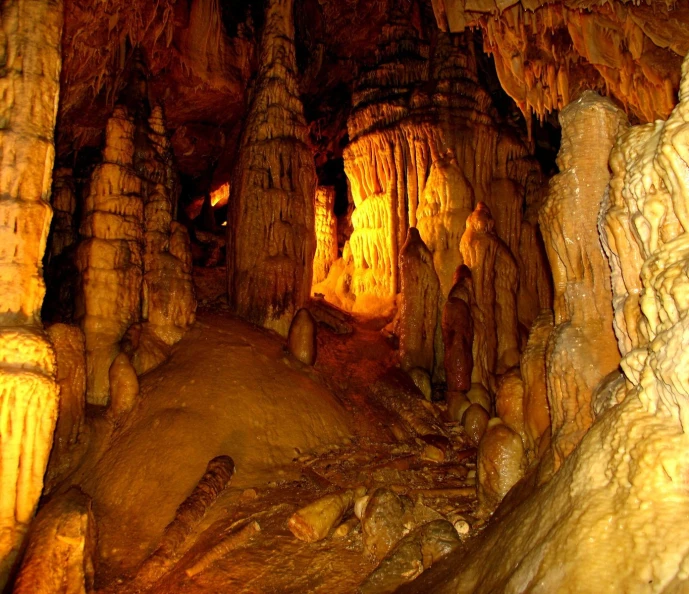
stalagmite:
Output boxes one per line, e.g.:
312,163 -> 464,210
476,420 -> 526,518
398,229 -> 440,374
540,92 -> 626,468
410,57 -> 689,592
13,488 -> 95,594
75,106 -> 144,405
361,488 -> 415,561
462,403 -> 490,446
359,519 -> 461,594
44,324 -> 86,492
288,488 -> 361,543
495,368 -> 527,446
460,202 -> 519,389
520,310 -> 553,457
48,168 -> 77,260
313,187 -> 338,286
0,0 -> 63,584
442,266 -> 474,393
287,308 -> 317,366
108,352 -> 139,416
227,0 -> 316,336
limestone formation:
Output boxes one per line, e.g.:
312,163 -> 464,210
442,266 -> 474,393
313,187 -> 338,286
398,229 -> 440,374
540,92 -> 626,468
13,488 -> 95,594
287,308 -> 317,366
49,168 -> 77,260
361,488 -> 415,561
288,489 -> 360,543
477,420 -> 526,518
460,203 -> 519,390
75,106 -> 144,405
462,403 -> 489,446
227,0 -> 316,336
466,383 -> 491,415
495,368 -> 527,446
75,98 -> 195,405
108,352 -> 139,416
44,324 -> 86,492
520,311 -> 553,458
0,0 -> 63,584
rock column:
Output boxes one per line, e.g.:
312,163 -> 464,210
227,0 -> 316,336
0,0 -> 64,584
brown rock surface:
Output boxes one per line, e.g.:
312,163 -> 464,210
442,266 -> 474,393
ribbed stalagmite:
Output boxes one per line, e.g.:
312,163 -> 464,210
398,228 -> 440,374
313,187 -> 338,286
460,202 -> 519,391
442,266 -> 474,393
227,0 -> 316,336
75,106 -> 144,405
0,0 -> 64,584
540,92 -> 626,468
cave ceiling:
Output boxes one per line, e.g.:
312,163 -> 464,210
59,0 -> 689,181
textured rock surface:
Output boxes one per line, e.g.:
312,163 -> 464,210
0,0 -> 63,584
406,46 -> 689,594
13,488 -> 95,594
287,308 -> 317,366
398,229 -> 440,374
313,186 -> 338,286
227,0 -> 316,336
460,203 -> 519,391
442,266 -> 474,393
540,92 -> 626,468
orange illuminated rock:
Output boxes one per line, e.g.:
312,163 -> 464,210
109,352 -> 139,416
48,168 -> 77,260
313,187 -> 338,286
0,0 -> 63,584
460,203 -> 519,390
495,368 -> 527,446
227,0 -> 316,336
13,488 -> 95,594
398,228 -> 440,374
520,311 -> 553,458
540,92 -> 626,469
287,308 -> 317,366
44,324 -> 86,492
442,266 -> 474,393
477,419 -> 526,518
462,403 -> 490,446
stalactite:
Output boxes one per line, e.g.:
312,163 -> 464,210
539,91 -> 626,469
48,168 -> 77,260
0,0 -> 64,585
227,0 -> 316,336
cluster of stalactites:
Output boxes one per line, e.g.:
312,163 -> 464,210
431,0 -> 684,123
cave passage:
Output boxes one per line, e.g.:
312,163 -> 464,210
3,0 -> 689,593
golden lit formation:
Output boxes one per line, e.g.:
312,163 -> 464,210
4,0 -> 689,592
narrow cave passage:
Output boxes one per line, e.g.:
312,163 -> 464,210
3,1 -> 689,593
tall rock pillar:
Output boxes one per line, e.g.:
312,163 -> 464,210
227,0 -> 316,336
540,92 -> 626,468
0,0 -> 63,584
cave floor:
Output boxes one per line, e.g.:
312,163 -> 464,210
62,306 -> 479,593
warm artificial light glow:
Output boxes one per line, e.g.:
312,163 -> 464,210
210,182 -> 230,208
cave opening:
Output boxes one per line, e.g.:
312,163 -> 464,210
3,0 -> 689,592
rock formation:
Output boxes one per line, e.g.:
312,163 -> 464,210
398,229 -> 440,375
459,202 -> 519,391
442,266 -> 474,393
312,186 -> 338,286
227,0 -> 316,336
48,168 -> 77,260
287,308 -> 318,366
75,89 -> 195,405
540,92 -> 626,468
0,0 -> 63,584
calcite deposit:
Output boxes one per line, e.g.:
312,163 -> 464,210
0,0 -> 63,584
227,0 -> 316,336
540,92 -> 626,468
313,187 -> 339,286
